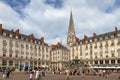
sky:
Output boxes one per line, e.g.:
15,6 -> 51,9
0,0 -> 120,46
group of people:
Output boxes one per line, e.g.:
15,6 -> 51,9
99,69 -> 111,78
28,68 -> 45,80
1,68 -> 13,79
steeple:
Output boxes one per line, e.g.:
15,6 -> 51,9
67,11 -> 76,49
68,11 -> 75,34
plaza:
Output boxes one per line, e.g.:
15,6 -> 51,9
0,71 -> 120,80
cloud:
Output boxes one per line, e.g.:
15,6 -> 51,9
0,0 -> 120,46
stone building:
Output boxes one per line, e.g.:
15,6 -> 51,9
0,24 -> 50,70
50,42 -> 69,70
68,12 -> 120,69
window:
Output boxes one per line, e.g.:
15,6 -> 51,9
3,53 -> 6,57
105,48 -> 108,53
26,44 -> 29,49
16,36 -> 18,39
100,60 -> 103,64
85,41 -> 88,43
100,49 -> 103,53
3,32 -> 6,36
10,34 -> 12,37
118,34 -> 120,37
100,54 -> 103,58
85,45 -> 88,50
111,40 -> 114,46
105,36 -> 108,39
21,44 -> 24,49
2,60 -> 7,66
9,40 -> 13,47
105,41 -> 108,47
111,35 -> 114,38
111,47 -> 115,52
118,59 -> 120,63
15,41 -> 19,47
118,52 -> 120,57
9,53 -> 12,57
118,39 -> 120,45
15,53 -> 18,57
90,39 -> 92,42
3,40 -> 7,46
111,53 -> 114,57
111,60 -> 115,64
106,55 -> 108,58
100,37 -> 102,40
99,42 -> 103,48
9,60 -> 13,66
94,43 -> 97,48
95,61 -> 98,64
105,60 -> 109,64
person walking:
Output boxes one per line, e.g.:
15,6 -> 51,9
65,68 -> 70,80
5,69 -> 10,78
29,69 -> 34,80
2,68 -> 6,79
35,69 -> 39,80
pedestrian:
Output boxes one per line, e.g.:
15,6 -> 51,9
5,69 -> 10,78
35,69 -> 39,80
65,68 -> 70,80
39,69 -> 43,80
2,68 -> 6,79
42,69 -> 45,77
29,69 -> 34,80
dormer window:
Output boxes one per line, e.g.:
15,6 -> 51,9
80,41 -> 82,44
90,39 -> 92,42
16,36 -> 18,39
85,41 -> 88,43
21,37 -> 24,40
100,37 -> 102,40
118,34 -> 120,37
111,35 -> 114,38
35,40 -> 37,44
111,40 -> 114,46
95,38 -> 97,41
26,38 -> 28,41
3,32 -> 6,36
31,39 -> 33,42
105,36 -> 108,39
10,34 -> 12,37
39,42 -> 40,44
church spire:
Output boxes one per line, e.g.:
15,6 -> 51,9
67,11 -> 76,49
68,11 -> 75,34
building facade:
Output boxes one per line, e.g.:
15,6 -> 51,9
51,42 -> 69,70
68,13 -> 120,69
0,24 -> 50,69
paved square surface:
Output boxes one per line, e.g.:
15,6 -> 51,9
0,72 -> 120,80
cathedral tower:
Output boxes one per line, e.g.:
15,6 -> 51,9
67,12 -> 76,49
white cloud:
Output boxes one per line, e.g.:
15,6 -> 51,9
0,0 -> 120,46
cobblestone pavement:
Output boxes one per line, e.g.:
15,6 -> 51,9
0,72 -> 120,80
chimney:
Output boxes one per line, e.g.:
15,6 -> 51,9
84,35 -> 88,41
0,24 -> 3,33
75,37 -> 79,42
11,29 -> 14,33
114,26 -> 118,36
40,37 -> 44,42
93,33 -> 97,39
15,29 -> 20,36
29,34 -> 34,40
57,42 -> 61,47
